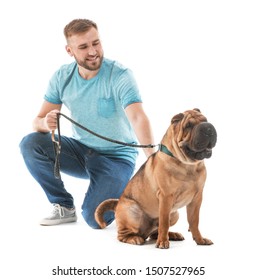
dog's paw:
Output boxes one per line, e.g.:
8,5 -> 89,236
195,237 -> 213,245
119,235 -> 145,245
168,232 -> 185,241
156,239 -> 170,249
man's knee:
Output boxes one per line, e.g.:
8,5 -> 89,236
81,208 -> 114,229
20,132 -> 53,157
20,132 -> 47,152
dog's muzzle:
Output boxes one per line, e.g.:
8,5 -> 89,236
184,122 -> 217,160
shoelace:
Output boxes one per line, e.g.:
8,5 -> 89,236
52,204 -> 64,218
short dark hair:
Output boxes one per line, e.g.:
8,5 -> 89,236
64,19 -> 98,40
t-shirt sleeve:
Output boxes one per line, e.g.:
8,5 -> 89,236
117,69 -> 142,108
44,70 -> 62,104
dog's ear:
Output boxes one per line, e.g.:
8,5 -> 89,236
193,108 -> 201,112
171,113 -> 184,124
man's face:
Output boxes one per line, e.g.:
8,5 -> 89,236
66,27 -> 103,71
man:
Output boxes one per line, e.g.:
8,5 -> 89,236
20,19 -> 155,228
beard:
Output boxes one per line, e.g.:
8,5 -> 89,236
74,54 -> 103,71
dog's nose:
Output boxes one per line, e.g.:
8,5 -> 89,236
206,123 -> 217,148
198,122 -> 216,136
192,122 -> 217,151
206,126 -> 214,136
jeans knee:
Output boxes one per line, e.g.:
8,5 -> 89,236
19,134 -> 31,154
81,208 -> 114,229
19,132 -> 49,155
19,135 -> 35,159
81,209 -> 100,229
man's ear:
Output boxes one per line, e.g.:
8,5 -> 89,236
65,45 -> 73,57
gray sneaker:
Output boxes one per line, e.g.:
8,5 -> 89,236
40,204 -> 77,226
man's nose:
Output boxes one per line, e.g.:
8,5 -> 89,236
88,46 -> 96,55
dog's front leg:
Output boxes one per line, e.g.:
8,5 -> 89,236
156,194 -> 174,249
186,192 -> 213,245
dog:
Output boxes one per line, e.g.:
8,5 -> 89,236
95,109 -> 217,249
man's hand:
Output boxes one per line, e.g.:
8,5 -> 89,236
43,109 -> 60,131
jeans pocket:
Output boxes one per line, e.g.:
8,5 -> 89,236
97,97 -> 116,118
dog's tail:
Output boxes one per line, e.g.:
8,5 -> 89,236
95,199 -> 119,228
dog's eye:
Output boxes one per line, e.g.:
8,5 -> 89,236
184,122 -> 194,129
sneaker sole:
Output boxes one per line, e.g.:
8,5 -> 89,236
40,216 -> 77,226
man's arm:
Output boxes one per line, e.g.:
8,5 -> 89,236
33,101 -> 62,132
125,102 -> 156,158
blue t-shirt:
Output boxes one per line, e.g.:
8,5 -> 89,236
44,58 -> 142,164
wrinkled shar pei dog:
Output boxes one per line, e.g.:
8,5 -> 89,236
95,108 -> 217,249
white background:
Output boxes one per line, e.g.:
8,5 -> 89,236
1,0 -> 255,279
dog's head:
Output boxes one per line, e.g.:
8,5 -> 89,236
162,108 -> 217,163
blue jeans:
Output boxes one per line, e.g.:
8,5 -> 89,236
19,132 -> 135,228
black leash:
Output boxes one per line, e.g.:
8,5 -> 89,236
58,113 -> 158,148
52,112 -> 159,178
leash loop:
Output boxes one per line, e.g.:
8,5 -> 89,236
51,114 -> 62,179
